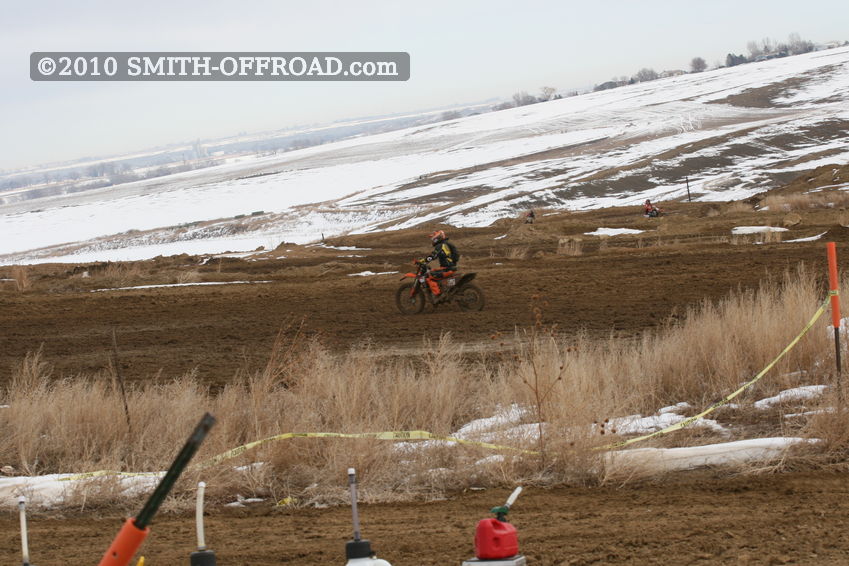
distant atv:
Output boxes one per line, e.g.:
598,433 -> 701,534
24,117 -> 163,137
395,259 -> 485,314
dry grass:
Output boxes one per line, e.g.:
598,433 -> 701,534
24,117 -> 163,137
11,266 -> 31,292
732,229 -> 785,245
176,270 -> 202,284
725,201 -> 754,214
557,237 -> 583,256
757,229 -> 785,244
90,262 -> 146,288
597,236 -> 609,251
0,269 -> 843,506
761,191 -> 849,212
730,233 -> 754,245
505,247 -> 529,260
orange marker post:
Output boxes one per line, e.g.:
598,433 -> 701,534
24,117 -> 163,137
98,519 -> 150,566
827,242 -> 842,400
97,413 -> 215,566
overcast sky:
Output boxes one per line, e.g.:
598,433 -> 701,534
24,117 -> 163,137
1,0 -> 847,171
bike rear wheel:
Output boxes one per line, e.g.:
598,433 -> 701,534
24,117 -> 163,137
396,282 -> 425,314
456,283 -> 485,311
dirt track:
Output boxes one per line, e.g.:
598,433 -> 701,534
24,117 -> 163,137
4,184 -> 849,564
2,200 -> 847,387
2,471 -> 849,564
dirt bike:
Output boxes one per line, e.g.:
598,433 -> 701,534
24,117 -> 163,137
395,259 -> 485,314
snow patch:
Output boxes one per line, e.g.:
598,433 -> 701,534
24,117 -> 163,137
584,227 -> 645,236
605,437 -> 816,474
347,270 -> 398,277
731,226 -> 789,235
92,281 -> 272,292
754,385 -> 828,409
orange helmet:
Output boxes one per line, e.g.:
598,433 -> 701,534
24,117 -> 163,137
429,230 -> 446,244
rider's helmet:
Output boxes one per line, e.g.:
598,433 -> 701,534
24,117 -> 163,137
645,199 -> 651,205
429,230 -> 446,245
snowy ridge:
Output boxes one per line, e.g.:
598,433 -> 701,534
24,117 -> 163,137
2,46 -> 849,264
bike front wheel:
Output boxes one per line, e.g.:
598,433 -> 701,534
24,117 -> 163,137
396,282 -> 425,314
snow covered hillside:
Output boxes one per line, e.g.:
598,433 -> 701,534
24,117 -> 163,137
2,46 -> 849,264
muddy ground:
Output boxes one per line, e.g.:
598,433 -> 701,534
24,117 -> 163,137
2,471 -> 849,565
3,167 -> 849,563
2,198 -> 849,387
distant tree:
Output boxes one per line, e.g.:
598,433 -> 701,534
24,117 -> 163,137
747,40 -> 763,59
633,68 -> 659,82
725,53 -> 748,67
86,164 -> 104,178
492,101 -> 514,111
512,91 -> 537,107
440,110 -> 461,121
787,32 -> 814,55
539,86 -> 557,101
690,57 -> 707,73
760,37 -> 775,55
593,80 -> 620,92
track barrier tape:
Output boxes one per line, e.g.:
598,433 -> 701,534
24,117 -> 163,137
58,470 -> 162,481
197,430 -> 537,469
602,297 -> 830,450
58,432 -> 535,480
57,298 -> 833,481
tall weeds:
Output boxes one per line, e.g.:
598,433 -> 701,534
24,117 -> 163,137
0,268 -> 841,505
11,266 -> 31,292
762,191 -> 849,211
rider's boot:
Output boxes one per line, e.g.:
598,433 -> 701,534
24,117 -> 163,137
427,279 -> 441,302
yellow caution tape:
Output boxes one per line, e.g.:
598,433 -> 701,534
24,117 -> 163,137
56,431 -> 533,481
602,297 -> 829,450
198,430 -> 535,468
53,297 -> 831,480
57,470 -> 162,482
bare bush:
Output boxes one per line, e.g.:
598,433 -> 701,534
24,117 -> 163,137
762,192 -> 849,212
177,270 -> 202,284
757,229 -> 785,244
98,262 -> 145,287
557,237 -> 583,256
505,247 -> 529,260
11,266 -> 31,292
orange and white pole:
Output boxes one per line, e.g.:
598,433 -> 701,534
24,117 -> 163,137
827,242 -> 842,399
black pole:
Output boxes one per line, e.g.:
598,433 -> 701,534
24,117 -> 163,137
135,413 -> 216,529
686,177 -> 691,202
835,328 -> 843,403
111,328 -> 132,435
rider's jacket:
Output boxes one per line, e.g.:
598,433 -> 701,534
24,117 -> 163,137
426,240 -> 458,269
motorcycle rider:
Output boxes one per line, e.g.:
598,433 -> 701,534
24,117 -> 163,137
643,199 -> 663,217
421,230 -> 459,300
